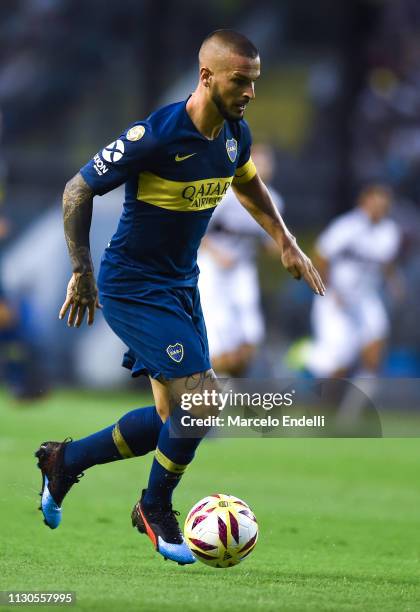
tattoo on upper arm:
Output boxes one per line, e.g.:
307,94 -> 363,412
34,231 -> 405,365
63,172 -> 95,274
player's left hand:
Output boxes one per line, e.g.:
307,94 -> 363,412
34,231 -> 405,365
281,236 -> 326,295
59,272 -> 102,327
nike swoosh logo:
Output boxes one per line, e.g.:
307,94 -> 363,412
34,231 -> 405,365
175,153 -> 197,162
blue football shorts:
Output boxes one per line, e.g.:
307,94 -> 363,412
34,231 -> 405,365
100,285 -> 211,380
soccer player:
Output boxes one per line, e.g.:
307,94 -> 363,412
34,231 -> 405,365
198,143 -> 283,376
306,184 -> 401,379
35,30 -> 325,565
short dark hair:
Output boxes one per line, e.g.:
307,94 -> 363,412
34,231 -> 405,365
201,29 -> 259,59
358,183 -> 393,202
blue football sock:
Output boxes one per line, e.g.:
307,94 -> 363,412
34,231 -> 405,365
142,407 -> 207,508
64,405 -> 162,475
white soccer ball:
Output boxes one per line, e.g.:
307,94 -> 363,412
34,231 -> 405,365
184,494 -> 258,568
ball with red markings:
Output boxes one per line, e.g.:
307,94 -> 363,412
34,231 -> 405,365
184,494 -> 258,567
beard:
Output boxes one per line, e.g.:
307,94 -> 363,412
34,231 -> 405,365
211,87 -> 241,122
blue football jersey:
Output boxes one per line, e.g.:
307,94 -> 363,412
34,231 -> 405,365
80,99 -> 256,296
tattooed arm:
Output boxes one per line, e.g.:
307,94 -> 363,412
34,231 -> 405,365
59,172 -> 101,327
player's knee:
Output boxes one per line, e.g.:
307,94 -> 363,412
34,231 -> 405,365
150,376 -> 174,421
154,401 -> 170,422
167,369 -> 221,418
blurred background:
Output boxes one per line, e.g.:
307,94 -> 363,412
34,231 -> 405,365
1,0 -> 420,398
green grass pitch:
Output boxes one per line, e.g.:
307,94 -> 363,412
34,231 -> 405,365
1,389 -> 419,611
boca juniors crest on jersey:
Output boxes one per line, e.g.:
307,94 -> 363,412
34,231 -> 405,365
226,138 -> 238,162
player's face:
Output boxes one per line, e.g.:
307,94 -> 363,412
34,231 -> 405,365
210,55 -> 260,121
365,193 -> 392,222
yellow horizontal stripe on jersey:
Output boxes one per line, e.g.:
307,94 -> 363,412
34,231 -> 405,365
137,171 -> 234,211
232,157 -> 257,184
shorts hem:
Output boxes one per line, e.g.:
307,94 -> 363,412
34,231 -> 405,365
123,361 -> 212,381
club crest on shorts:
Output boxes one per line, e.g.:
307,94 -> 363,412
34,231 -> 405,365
226,138 -> 237,162
166,343 -> 184,363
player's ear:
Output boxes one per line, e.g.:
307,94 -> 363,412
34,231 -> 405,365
200,67 -> 212,88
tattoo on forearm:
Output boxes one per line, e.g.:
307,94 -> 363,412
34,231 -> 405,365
63,172 -> 94,274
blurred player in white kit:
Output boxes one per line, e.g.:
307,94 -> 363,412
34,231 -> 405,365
306,184 -> 401,379
198,143 -> 283,376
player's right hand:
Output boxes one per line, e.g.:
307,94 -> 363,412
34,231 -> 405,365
59,272 -> 102,327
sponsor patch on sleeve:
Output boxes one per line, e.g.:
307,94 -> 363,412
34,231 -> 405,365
127,125 -> 146,142
102,139 -> 125,163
